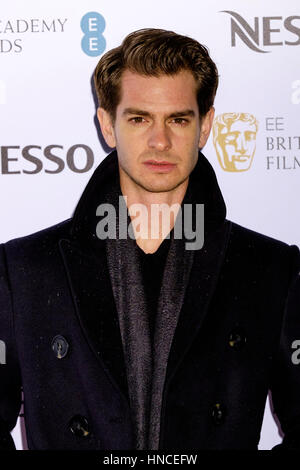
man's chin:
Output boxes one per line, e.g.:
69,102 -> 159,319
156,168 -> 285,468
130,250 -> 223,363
139,182 -> 182,193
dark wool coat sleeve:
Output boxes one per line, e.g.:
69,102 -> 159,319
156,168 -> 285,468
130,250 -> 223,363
270,245 -> 300,450
0,244 -> 22,449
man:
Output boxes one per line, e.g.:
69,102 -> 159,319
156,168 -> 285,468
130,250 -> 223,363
0,28 -> 300,451
212,112 -> 258,172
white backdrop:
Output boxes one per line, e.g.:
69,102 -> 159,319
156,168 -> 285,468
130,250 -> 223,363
1,0 -> 299,450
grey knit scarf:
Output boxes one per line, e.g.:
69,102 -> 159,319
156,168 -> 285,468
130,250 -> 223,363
105,178 -> 194,450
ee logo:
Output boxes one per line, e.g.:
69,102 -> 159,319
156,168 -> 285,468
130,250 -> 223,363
81,12 -> 106,57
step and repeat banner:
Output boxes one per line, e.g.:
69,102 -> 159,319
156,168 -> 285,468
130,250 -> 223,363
1,0 -> 299,450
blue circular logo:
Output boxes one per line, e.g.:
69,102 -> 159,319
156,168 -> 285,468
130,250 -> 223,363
81,12 -> 106,57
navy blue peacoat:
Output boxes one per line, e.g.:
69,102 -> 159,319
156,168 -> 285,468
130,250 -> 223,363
0,150 -> 300,450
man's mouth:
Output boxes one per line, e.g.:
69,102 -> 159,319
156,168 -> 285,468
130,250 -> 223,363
143,160 -> 177,173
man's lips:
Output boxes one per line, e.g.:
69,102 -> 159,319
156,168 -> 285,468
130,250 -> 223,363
144,160 -> 176,165
143,160 -> 177,173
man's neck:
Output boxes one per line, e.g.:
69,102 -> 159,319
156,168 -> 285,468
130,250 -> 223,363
120,180 -> 188,254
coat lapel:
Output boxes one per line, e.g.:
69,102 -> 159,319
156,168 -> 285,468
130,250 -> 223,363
164,220 -> 232,387
55,149 -> 230,419
58,221 -> 231,416
58,237 -> 129,403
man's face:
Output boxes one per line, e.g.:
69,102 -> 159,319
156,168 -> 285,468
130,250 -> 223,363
216,120 -> 257,172
98,70 -> 214,194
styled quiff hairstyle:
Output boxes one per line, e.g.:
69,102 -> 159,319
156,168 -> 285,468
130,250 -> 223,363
94,28 -> 219,121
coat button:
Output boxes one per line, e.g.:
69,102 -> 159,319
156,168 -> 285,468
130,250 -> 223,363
51,335 -> 69,359
228,327 -> 246,350
211,403 -> 226,424
69,415 -> 90,437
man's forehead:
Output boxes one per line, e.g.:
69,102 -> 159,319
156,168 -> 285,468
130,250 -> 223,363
120,68 -> 196,85
117,69 -> 198,109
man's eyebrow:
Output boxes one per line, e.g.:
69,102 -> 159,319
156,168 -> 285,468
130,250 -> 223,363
168,110 -> 195,118
122,108 -> 152,117
122,108 -> 195,118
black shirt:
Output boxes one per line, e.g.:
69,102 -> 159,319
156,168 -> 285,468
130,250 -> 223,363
137,236 -> 171,345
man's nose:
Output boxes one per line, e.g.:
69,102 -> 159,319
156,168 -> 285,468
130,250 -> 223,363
147,123 -> 172,151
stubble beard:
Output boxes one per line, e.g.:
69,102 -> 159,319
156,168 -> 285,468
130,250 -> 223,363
120,164 -> 189,194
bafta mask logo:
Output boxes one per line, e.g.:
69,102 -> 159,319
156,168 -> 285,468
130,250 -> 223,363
213,113 -> 259,172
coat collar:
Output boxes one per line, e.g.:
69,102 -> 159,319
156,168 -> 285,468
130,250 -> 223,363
69,149 -> 227,248
59,150 -> 230,405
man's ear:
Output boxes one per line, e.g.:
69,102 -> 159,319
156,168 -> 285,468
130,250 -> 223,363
97,107 -> 116,148
199,107 -> 215,149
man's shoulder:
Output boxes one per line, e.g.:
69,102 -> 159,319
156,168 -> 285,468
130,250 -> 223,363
3,218 -> 72,258
228,220 -> 300,266
229,220 -> 289,247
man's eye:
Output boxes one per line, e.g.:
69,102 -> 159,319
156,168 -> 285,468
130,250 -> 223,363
129,117 -> 145,124
172,118 -> 188,125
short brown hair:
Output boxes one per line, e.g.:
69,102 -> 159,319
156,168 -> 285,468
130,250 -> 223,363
94,28 -> 219,121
